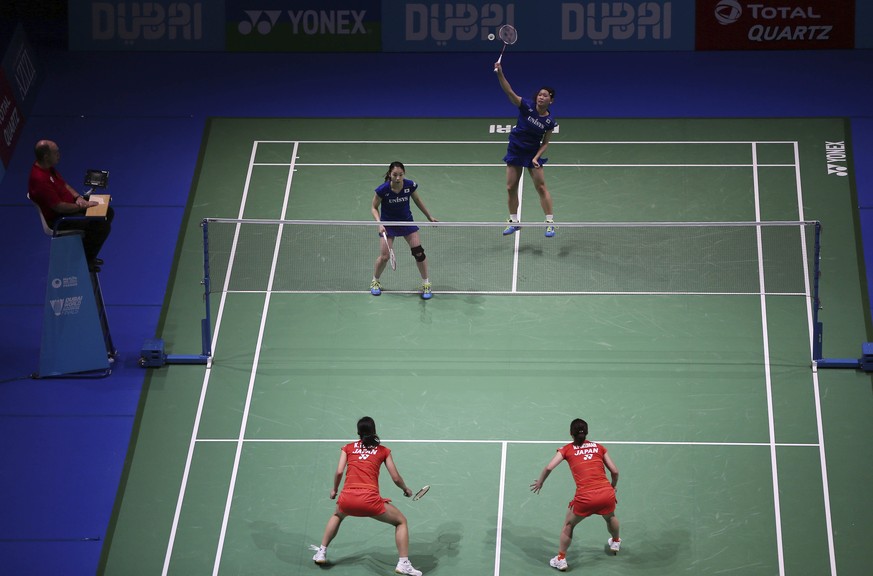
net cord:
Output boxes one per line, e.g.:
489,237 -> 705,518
202,218 -> 818,229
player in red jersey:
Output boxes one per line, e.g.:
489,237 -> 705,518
311,416 -> 423,576
530,418 -> 621,572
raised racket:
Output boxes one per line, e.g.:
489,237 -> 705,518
412,485 -> 430,501
493,24 -> 518,72
382,232 -> 397,271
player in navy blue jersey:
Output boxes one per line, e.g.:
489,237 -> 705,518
370,161 -> 438,299
494,62 -> 557,238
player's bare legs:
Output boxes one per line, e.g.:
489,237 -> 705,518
403,231 -> 428,280
603,511 -> 620,546
558,507 -> 585,555
528,166 -> 553,216
373,503 -> 411,557
320,508 -> 347,548
374,235 -> 390,278
505,165 -> 523,215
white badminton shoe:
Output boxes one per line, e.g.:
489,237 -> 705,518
608,537 -> 621,554
395,558 -> 423,575
309,544 -> 327,564
549,555 -> 568,571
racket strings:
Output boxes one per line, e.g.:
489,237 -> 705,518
498,24 -> 517,44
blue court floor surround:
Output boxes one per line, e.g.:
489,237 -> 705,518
0,46 -> 872,575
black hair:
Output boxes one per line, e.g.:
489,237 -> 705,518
384,161 -> 406,182
535,86 -> 556,101
357,416 -> 381,449
570,418 -> 588,447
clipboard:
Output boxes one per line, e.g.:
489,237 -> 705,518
85,194 -> 111,217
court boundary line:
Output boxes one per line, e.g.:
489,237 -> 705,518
193,438 -> 822,447
752,142 -> 786,576
252,139 -> 802,145
793,141 -> 837,576
211,142 -> 300,576
275,162 -> 798,168
162,134 -> 836,576
160,139 -> 266,576
221,290 -> 810,297
494,442 -> 508,576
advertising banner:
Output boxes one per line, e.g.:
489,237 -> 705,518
68,0 -> 226,51
857,0 -> 873,49
382,0 -> 695,52
0,24 -> 40,179
40,235 -> 110,377
226,0 -> 382,51
696,0 -> 855,50
0,68 -> 23,170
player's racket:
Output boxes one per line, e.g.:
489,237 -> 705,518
412,485 -> 430,501
493,24 -> 518,72
382,232 -> 396,271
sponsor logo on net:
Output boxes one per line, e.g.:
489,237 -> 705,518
713,0 -> 833,42
403,2 -> 672,45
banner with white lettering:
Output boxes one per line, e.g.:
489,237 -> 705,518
0,24 -> 40,180
696,0 -> 855,50
381,0 -> 695,52
68,0 -> 227,51
0,68 -> 23,170
226,0 -> 382,51
40,235 -> 110,377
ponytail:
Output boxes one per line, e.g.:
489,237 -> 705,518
570,418 -> 588,447
357,416 -> 381,449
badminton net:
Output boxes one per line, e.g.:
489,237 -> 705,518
201,219 -> 820,296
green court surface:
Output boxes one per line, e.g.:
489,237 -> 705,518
100,118 -> 873,576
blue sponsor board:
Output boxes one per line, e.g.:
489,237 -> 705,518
382,0 -> 695,52
226,0 -> 381,51
69,0 -> 226,51
40,236 -> 109,377
858,0 -> 873,48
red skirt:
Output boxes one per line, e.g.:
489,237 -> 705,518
568,487 -> 616,517
338,488 -> 391,517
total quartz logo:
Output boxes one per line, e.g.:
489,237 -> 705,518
715,0 -> 742,25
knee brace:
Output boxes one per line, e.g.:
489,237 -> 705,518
411,245 -> 426,262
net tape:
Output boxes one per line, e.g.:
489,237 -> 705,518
202,219 -> 818,296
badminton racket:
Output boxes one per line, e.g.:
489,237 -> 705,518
412,485 -> 430,501
382,232 -> 396,271
493,24 -> 518,72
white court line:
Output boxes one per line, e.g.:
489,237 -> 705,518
252,139 -> 800,145
161,140 -> 264,576
210,143 -> 300,576
225,289 -> 809,297
752,142 -> 786,576
794,142 -> 837,576
510,177 -> 523,293
193,438 -> 820,447
494,442 -> 508,576
182,137 -> 824,575
260,162 -> 798,168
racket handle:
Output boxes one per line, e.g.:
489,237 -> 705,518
493,52 -> 504,73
